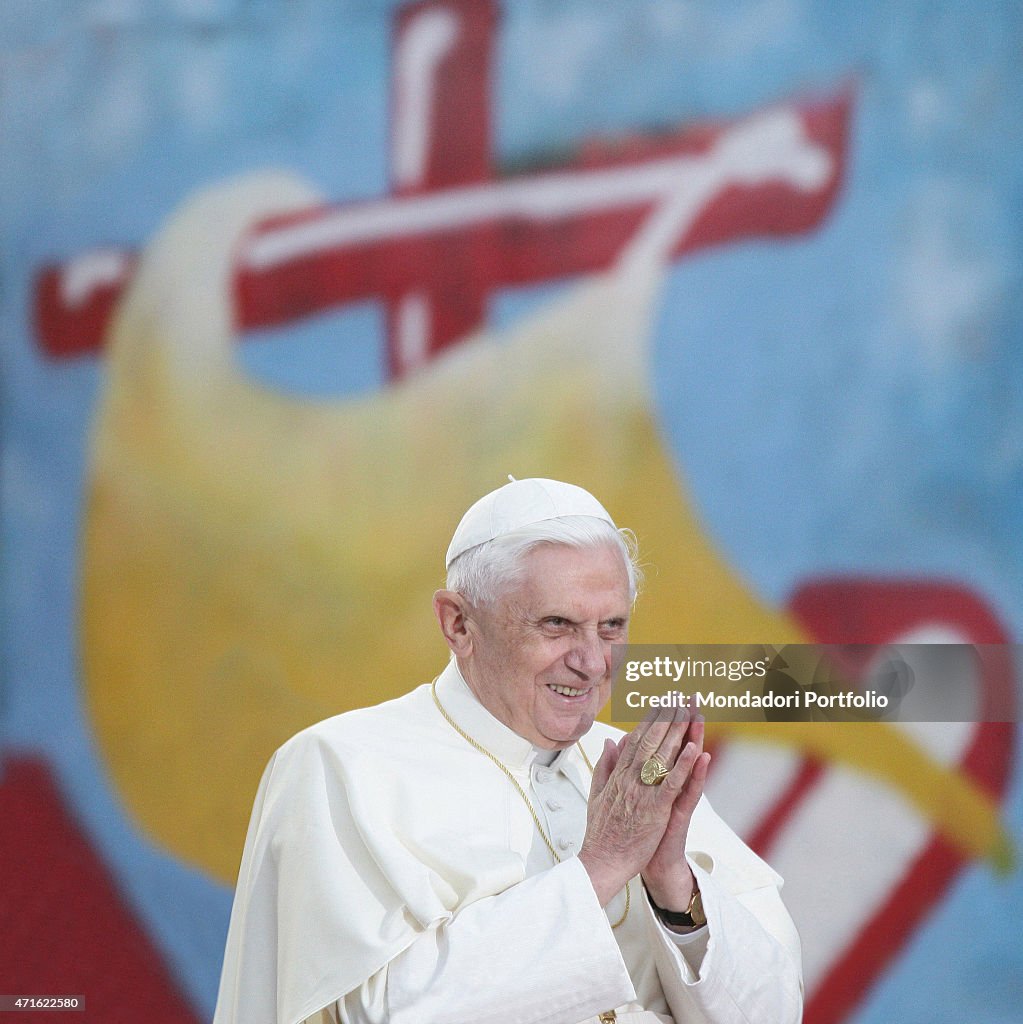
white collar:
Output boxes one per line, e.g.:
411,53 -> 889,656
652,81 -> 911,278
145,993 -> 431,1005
434,659 -> 577,773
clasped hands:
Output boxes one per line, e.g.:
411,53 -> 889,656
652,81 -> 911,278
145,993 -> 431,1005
578,707 -> 710,919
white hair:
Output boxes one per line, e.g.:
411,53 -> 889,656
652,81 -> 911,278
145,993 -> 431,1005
446,515 -> 643,606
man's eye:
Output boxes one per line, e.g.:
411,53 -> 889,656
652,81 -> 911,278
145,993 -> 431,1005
543,617 -> 568,628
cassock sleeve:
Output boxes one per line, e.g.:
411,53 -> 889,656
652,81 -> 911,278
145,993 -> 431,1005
333,857 -> 636,1024
642,803 -> 804,1024
331,801 -> 802,1024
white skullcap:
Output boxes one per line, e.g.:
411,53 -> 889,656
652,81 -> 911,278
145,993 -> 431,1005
445,477 -> 617,568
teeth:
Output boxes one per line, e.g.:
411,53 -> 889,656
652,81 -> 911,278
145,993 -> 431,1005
550,684 -> 587,697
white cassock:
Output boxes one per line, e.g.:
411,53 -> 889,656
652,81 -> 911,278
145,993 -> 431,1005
213,660 -> 803,1024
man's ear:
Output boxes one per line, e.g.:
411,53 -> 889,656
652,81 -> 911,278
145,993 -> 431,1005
433,589 -> 474,656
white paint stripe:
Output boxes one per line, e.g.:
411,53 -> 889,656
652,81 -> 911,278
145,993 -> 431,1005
704,743 -> 803,837
768,764 -> 934,989
620,108 -> 832,272
392,6 -> 459,188
882,627 -> 980,744
245,107 -> 834,272
61,248 -> 130,306
395,292 -> 430,373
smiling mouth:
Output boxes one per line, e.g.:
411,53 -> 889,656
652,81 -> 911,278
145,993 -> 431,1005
548,684 -> 591,698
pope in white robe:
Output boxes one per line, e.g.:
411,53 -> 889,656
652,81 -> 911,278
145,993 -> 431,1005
213,479 -> 803,1024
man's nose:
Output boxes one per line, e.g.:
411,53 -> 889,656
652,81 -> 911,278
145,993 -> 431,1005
566,630 -> 607,679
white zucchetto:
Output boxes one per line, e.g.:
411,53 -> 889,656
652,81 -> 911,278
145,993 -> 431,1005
445,477 -> 617,568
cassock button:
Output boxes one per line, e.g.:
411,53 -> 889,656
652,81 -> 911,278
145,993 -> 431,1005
546,798 -> 563,812
557,837 -> 573,850
535,767 -> 553,783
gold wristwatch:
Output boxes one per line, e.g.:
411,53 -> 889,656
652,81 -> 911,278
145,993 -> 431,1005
648,880 -> 706,928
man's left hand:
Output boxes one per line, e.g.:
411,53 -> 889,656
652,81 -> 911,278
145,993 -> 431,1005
640,712 -> 710,914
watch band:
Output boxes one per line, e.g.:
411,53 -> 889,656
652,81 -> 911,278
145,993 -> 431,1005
647,881 -> 706,928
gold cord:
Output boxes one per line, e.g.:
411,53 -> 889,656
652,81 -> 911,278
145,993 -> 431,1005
431,678 -> 630,929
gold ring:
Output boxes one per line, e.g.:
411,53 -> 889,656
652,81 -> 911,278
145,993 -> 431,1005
640,755 -> 670,786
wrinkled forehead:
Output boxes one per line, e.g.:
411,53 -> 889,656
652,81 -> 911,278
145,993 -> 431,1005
504,542 -> 632,611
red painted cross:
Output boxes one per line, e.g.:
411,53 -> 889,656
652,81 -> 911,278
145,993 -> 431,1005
33,0 -> 851,380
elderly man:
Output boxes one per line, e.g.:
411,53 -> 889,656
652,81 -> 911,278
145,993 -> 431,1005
214,478 -> 803,1024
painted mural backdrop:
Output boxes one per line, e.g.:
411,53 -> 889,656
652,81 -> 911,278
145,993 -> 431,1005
2,1 -> 1021,1021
